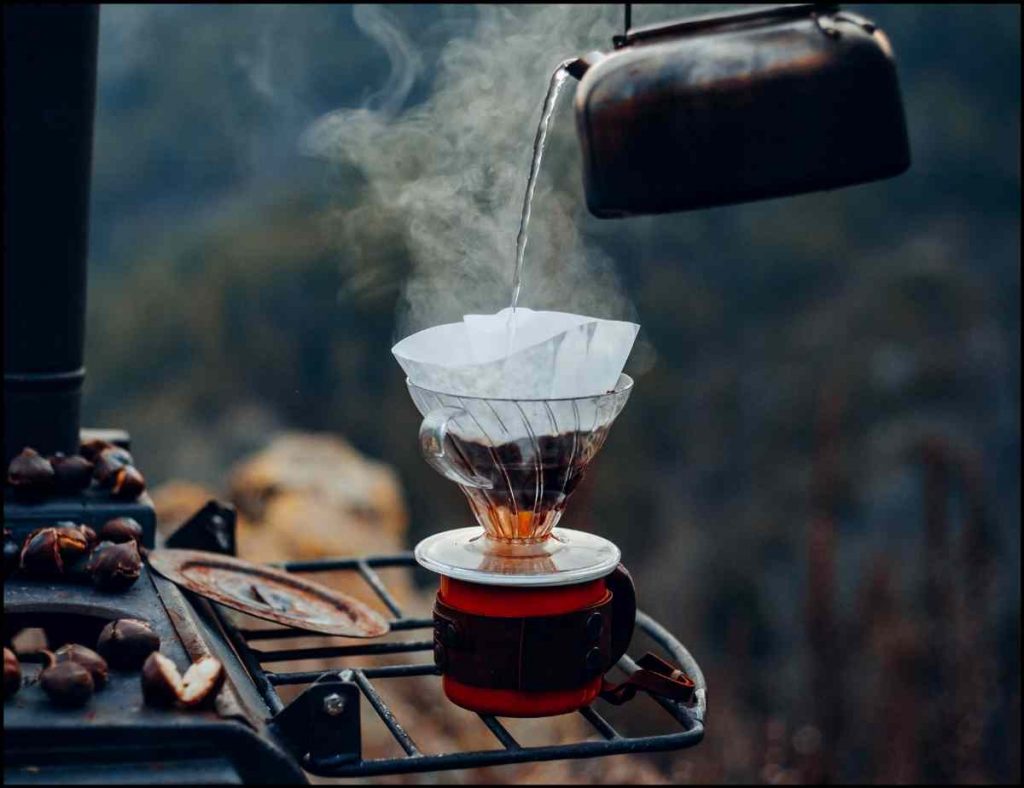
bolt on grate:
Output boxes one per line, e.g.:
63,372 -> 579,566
211,552 -> 706,778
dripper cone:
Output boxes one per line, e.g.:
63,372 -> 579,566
407,374 -> 633,585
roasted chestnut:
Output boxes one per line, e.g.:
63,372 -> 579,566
40,655 -> 94,707
54,521 -> 97,550
54,644 -> 109,689
7,447 -> 54,498
19,528 -> 62,575
100,445 -> 134,467
79,439 -> 114,462
4,647 -> 20,699
178,656 -> 225,707
110,465 -> 146,500
92,447 -> 134,486
87,540 -> 142,591
77,523 -> 99,550
141,652 -> 224,709
48,453 -> 94,494
98,517 -> 144,546
4,529 -> 19,579
55,525 -> 93,560
19,525 -> 91,576
96,618 -> 160,670
140,652 -> 180,708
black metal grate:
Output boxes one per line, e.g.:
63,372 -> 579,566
212,552 -> 706,778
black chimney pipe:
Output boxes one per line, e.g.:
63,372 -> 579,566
3,5 -> 99,464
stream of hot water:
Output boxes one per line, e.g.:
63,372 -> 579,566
507,59 -> 575,336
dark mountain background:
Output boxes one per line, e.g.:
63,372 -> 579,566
82,5 -> 1019,783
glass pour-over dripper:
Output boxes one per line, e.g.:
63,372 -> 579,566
409,373 -> 633,585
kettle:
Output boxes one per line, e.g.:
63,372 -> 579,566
567,3 -> 910,217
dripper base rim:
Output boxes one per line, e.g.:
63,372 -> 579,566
414,527 -> 621,587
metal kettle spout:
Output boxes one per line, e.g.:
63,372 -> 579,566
566,51 -> 607,81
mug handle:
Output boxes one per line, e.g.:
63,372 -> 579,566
419,407 -> 494,489
605,563 -> 637,666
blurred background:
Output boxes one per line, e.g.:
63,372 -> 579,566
82,4 -> 1019,784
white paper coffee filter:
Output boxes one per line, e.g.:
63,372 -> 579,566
392,308 -> 639,400
462,308 -> 592,363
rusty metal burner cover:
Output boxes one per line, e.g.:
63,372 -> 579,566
147,549 -> 389,638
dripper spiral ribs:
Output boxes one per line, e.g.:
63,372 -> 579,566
408,374 -> 633,542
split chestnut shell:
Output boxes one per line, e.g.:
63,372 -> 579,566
19,525 -> 92,576
87,540 -> 142,591
141,652 -> 224,709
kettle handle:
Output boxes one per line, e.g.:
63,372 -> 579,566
617,2 -> 838,48
570,3 -> 840,80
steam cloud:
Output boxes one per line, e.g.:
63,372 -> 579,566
352,4 -> 423,115
301,4 -> 643,341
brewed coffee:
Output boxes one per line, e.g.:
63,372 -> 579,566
444,428 -> 609,541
